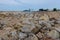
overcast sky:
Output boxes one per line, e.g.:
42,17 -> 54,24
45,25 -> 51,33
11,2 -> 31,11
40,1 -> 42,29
0,0 -> 60,11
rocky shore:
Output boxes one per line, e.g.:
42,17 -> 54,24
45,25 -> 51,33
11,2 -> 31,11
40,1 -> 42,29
0,11 -> 60,40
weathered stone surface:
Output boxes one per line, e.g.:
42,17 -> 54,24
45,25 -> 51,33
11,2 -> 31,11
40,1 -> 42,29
25,33 -> 38,40
20,24 -> 35,32
39,14 -> 49,21
55,27 -> 60,32
18,32 -> 27,40
47,30 -> 59,39
39,20 -> 51,28
36,32 -> 43,39
0,12 -> 60,40
56,20 -> 60,24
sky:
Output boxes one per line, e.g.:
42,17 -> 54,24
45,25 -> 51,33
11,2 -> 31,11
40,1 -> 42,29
0,0 -> 60,11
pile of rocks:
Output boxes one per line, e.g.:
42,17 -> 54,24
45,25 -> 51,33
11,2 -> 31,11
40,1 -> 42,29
0,12 -> 60,40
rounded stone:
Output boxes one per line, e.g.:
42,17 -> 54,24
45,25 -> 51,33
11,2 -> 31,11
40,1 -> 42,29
19,32 -> 27,39
36,32 -> 43,39
39,14 -> 49,21
47,30 -> 59,39
55,27 -> 60,32
25,33 -> 38,40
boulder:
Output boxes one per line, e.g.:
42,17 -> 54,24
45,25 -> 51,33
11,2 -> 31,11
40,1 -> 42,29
39,14 -> 49,21
55,27 -> 60,32
39,21 -> 51,28
36,32 -> 43,39
47,30 -> 59,39
20,24 -> 35,32
25,33 -> 38,40
19,32 -> 27,40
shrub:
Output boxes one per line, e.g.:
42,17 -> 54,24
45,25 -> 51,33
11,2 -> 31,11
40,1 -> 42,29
39,9 -> 48,11
39,9 -> 44,11
53,8 -> 57,11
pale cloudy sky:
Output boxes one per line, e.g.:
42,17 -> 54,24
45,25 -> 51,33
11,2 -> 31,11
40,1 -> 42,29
0,0 -> 60,11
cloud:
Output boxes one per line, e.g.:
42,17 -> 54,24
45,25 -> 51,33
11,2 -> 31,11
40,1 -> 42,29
0,0 -> 60,11
15,0 -> 59,7
17,0 -> 45,5
0,0 -> 50,5
0,0 -> 21,5
0,0 -> 59,6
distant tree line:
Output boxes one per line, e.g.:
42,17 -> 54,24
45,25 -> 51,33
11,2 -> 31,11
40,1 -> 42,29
39,8 -> 60,11
39,9 -> 48,11
23,8 -> 60,12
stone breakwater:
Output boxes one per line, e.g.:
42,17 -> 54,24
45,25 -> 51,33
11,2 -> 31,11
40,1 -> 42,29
0,11 -> 60,40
